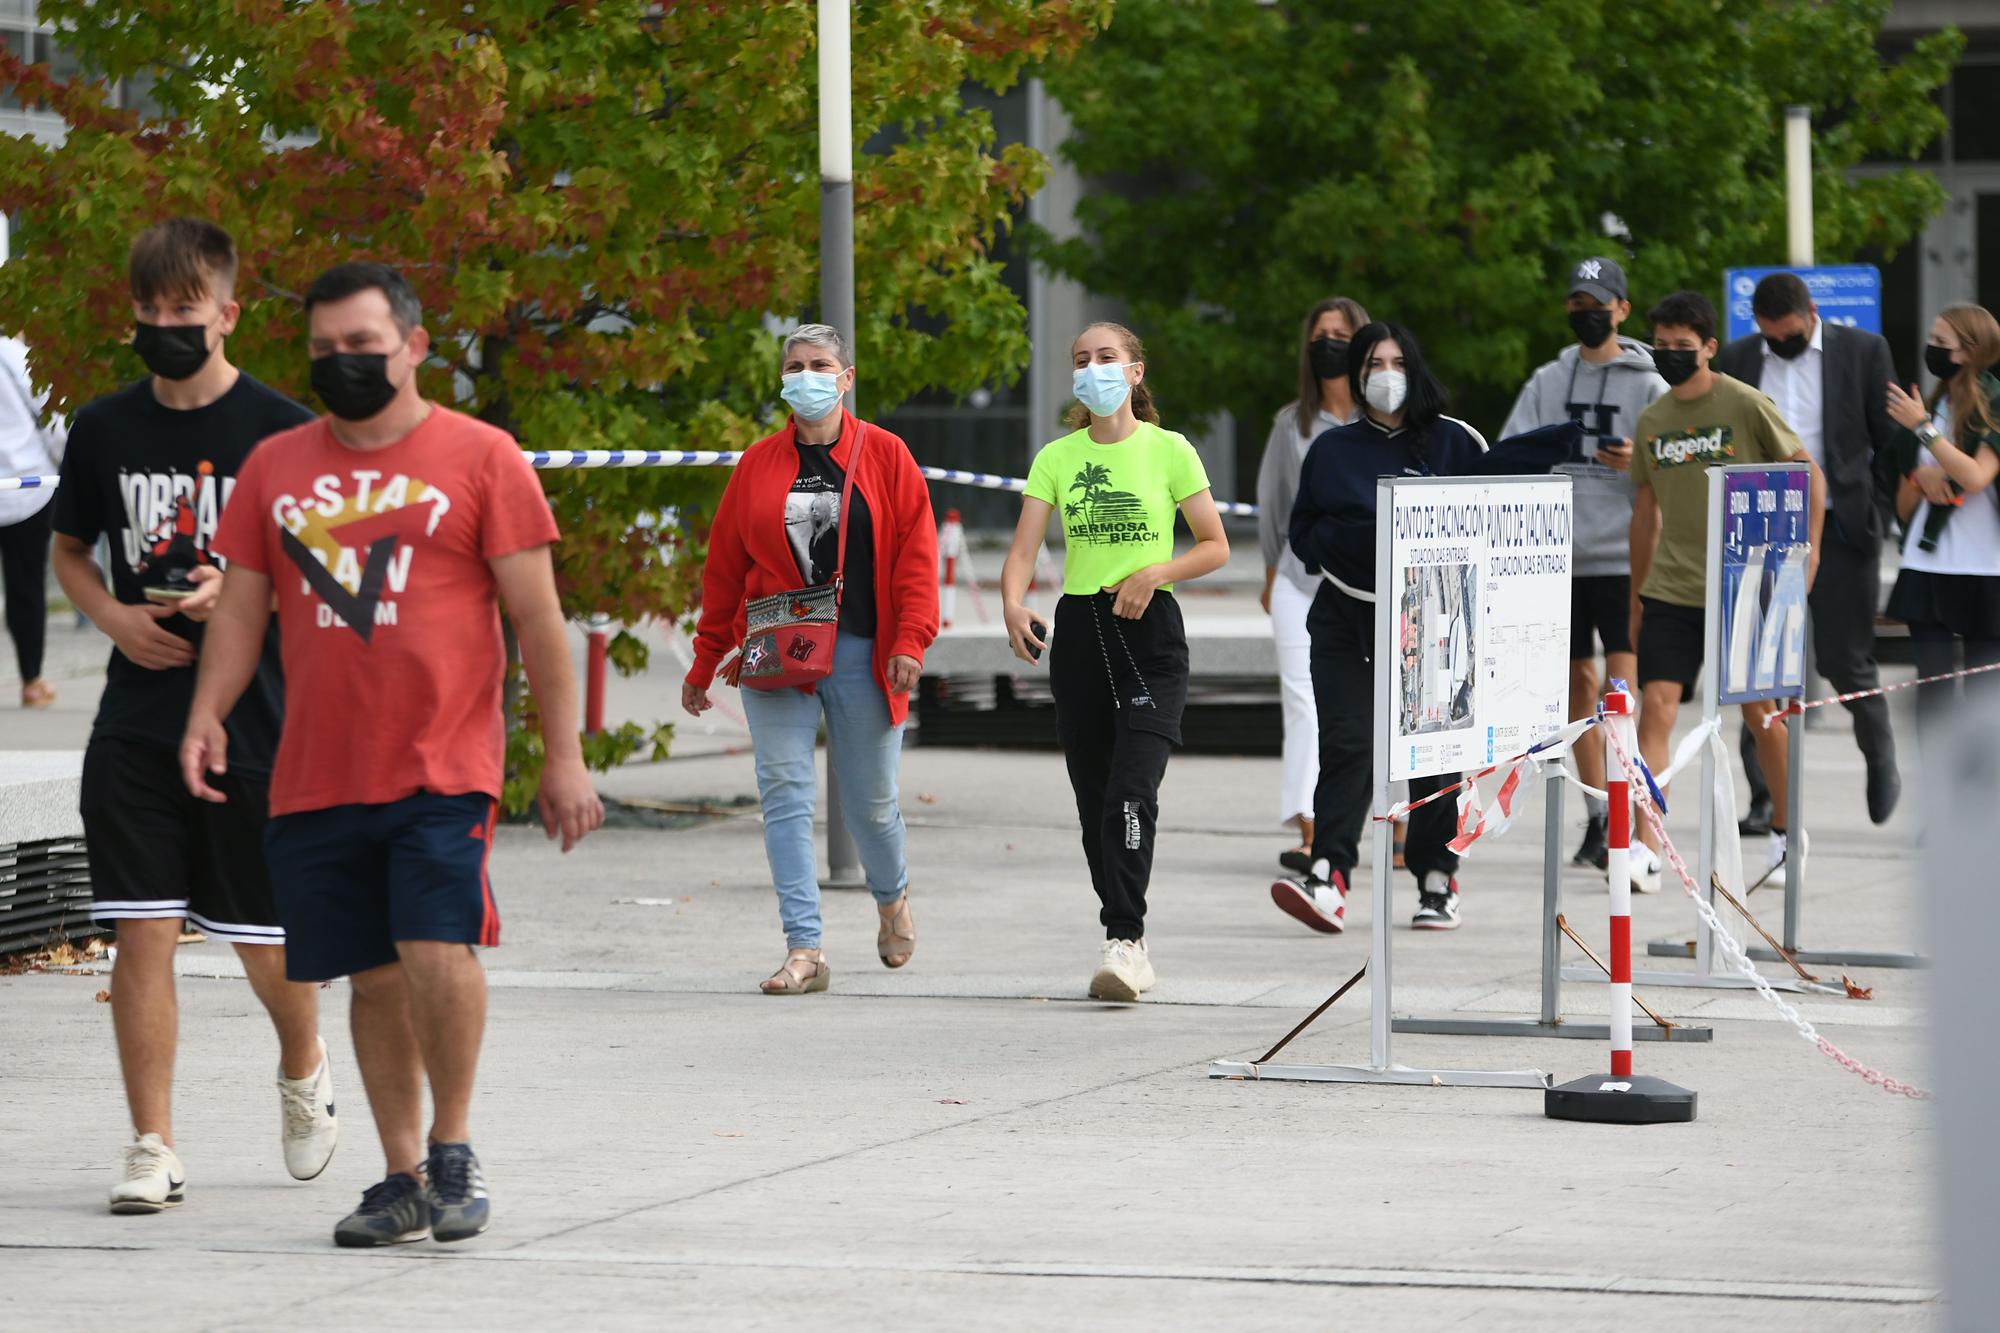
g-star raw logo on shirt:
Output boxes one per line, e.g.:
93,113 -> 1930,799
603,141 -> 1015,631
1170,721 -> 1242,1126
270,470 -> 453,641
1064,463 -> 1160,547
1649,426 -> 1735,468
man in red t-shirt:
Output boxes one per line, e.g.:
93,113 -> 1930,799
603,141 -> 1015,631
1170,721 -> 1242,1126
182,262 -> 602,1249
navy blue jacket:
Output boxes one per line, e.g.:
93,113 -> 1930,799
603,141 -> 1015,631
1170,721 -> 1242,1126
1288,416 -> 1577,596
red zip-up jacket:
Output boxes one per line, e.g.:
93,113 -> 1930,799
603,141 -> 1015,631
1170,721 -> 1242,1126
686,409 -> 940,725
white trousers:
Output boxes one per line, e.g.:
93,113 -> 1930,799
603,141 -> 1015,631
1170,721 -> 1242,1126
1271,574 -> 1318,825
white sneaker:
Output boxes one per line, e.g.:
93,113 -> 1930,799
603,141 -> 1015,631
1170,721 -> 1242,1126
1089,938 -> 1155,1001
109,1133 -> 185,1214
1767,829 -> 1809,879
1629,844 -> 1662,895
278,1037 -> 339,1181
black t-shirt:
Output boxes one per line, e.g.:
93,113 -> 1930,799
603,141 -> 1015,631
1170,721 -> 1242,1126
52,374 -> 313,774
786,432 -> 877,638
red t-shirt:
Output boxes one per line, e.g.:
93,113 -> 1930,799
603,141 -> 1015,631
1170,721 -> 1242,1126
214,405 -> 559,816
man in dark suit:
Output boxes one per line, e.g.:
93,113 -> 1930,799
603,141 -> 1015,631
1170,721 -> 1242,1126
1717,272 -> 1900,826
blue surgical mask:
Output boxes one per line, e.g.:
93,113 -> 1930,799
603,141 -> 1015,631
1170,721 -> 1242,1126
1072,361 -> 1133,418
781,369 -> 844,422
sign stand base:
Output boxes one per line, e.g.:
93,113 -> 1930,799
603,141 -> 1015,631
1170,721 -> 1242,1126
1210,1060 -> 1550,1089
1546,1072 -> 1698,1124
1746,945 -> 1928,970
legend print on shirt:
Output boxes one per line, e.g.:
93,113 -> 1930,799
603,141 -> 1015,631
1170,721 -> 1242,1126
271,470 -> 453,640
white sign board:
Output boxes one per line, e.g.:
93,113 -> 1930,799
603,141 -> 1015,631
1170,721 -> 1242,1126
1384,476 -> 1573,782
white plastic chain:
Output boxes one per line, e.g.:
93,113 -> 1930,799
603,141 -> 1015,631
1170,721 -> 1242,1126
1604,725 -> 1934,1102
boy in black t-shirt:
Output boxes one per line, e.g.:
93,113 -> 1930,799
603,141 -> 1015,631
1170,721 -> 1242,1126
51,219 -> 339,1213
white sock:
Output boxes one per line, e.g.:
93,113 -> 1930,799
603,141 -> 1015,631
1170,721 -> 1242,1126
1423,870 -> 1454,895
1311,857 -> 1331,883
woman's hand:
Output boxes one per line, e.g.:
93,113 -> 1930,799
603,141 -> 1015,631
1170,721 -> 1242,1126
681,680 -> 712,716
886,655 -> 921,692
1105,565 -> 1165,619
1259,567 -> 1275,615
1913,464 -> 1958,506
1886,380 -> 1931,431
1004,602 -> 1048,664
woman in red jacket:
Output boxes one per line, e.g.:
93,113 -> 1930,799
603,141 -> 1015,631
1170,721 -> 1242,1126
682,325 -> 939,994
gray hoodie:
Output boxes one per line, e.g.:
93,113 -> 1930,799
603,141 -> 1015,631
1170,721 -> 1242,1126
1500,335 -> 1668,577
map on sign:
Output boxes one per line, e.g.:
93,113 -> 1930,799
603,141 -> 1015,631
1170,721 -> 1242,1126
1715,466 -> 1810,705
1385,477 -> 1573,782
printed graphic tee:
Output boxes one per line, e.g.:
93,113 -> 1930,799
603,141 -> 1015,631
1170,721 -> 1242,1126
786,432 -> 876,637
213,405 -> 559,816
52,374 -> 312,773
1630,373 -> 1802,609
1025,421 -> 1211,595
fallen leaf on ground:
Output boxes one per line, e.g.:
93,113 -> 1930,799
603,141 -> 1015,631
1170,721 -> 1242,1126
937,1098 -> 966,1105
1841,976 -> 1874,1000
713,1131 -> 743,1139
94,990 -> 110,1003
917,793 -> 938,804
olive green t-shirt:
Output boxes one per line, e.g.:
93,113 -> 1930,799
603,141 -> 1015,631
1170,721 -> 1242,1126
1630,372 -> 1803,608
1025,421 -> 1211,595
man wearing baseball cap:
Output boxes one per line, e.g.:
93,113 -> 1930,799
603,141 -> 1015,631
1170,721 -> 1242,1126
1501,256 -> 1668,869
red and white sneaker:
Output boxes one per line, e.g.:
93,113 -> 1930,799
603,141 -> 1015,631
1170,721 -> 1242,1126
1271,864 -> 1347,934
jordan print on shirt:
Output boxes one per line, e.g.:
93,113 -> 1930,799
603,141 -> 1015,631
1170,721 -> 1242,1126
271,470 -> 453,641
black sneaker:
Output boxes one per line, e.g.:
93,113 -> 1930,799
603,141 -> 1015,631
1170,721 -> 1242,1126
1411,879 -> 1462,931
333,1173 -> 430,1248
1571,814 -> 1608,870
425,1142 -> 490,1243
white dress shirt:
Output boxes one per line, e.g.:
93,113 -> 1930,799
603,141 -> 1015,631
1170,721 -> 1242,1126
0,336 -> 62,527
1759,317 -> 1825,468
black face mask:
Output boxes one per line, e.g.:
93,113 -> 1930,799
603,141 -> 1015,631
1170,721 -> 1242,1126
1652,347 -> 1701,387
1567,309 -> 1614,350
133,321 -> 214,381
1308,337 -> 1350,381
310,350 -> 402,422
1765,331 -> 1809,360
1925,343 -> 1961,381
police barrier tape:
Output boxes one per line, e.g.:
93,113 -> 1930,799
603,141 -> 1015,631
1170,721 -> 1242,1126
1761,661 -> 2000,724
1605,720 -> 1934,1100
5,454 -> 1264,516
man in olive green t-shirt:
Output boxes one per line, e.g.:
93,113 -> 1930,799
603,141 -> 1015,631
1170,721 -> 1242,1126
1624,291 -> 1826,887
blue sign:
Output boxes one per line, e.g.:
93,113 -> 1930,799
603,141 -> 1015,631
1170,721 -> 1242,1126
1723,265 -> 1880,344
1717,467 -> 1810,705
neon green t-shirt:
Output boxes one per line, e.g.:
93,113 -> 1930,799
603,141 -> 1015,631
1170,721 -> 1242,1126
1025,421 -> 1212,595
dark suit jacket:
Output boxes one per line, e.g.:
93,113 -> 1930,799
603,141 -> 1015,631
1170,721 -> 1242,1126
1716,322 -> 1896,549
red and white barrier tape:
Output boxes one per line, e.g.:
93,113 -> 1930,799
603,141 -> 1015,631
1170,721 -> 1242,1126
1605,724 -> 1933,1100
1763,660 -> 2000,726
1374,714 -> 1601,827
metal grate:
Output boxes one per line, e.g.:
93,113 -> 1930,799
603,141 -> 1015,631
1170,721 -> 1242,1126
0,838 -> 95,956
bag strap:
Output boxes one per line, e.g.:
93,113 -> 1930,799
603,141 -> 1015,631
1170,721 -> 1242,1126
830,421 -> 863,606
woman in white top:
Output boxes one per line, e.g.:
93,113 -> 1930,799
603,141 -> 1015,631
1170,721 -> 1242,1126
1254,296 -> 1368,873
0,336 -> 64,709
1882,303 -> 2000,737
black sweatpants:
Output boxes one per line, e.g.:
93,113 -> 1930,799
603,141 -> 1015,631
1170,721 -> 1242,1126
1742,529 -> 1896,802
1306,583 -> 1460,888
0,506 -> 51,682
1049,590 -> 1189,941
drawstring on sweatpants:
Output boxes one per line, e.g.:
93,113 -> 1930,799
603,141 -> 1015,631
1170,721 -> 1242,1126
1088,593 -> 1156,712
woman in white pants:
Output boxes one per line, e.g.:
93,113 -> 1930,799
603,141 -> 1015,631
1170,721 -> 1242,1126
1256,297 -> 1368,872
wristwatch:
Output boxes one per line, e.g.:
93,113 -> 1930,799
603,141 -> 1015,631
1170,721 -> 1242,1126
1915,422 -> 1942,446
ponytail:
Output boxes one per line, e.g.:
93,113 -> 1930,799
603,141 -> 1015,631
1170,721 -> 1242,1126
1063,321 -> 1163,429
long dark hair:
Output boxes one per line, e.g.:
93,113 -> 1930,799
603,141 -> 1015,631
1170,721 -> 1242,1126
1063,322 -> 1163,430
1293,296 -> 1371,437
1348,320 -> 1449,433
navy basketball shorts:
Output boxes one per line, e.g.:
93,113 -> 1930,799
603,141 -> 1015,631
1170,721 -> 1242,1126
263,791 -> 500,983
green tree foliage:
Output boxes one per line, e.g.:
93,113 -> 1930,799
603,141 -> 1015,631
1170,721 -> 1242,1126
0,0 -> 1109,808
1035,0 -> 1959,441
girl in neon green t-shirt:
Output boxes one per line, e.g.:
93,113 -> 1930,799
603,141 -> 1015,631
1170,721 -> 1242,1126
1000,321 -> 1230,1003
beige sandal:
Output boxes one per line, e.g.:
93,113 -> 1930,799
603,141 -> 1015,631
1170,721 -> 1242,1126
877,894 -> 915,969
760,948 -> 829,995
20,679 -> 55,710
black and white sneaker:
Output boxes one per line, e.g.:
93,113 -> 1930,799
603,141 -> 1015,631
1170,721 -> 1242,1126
1571,814 -> 1608,870
1270,863 -> 1347,935
1411,875 -> 1462,931
425,1142 -> 490,1243
333,1173 -> 430,1248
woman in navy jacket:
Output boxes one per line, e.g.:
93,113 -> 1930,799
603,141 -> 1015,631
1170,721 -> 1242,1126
1270,321 -> 1571,935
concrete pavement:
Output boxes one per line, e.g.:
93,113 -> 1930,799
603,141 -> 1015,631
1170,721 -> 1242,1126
0,610 -> 1946,1330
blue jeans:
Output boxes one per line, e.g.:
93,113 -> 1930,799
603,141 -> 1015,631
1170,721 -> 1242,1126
738,632 -> 909,947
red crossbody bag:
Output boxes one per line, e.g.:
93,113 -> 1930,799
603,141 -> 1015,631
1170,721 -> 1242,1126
736,426 -> 864,691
